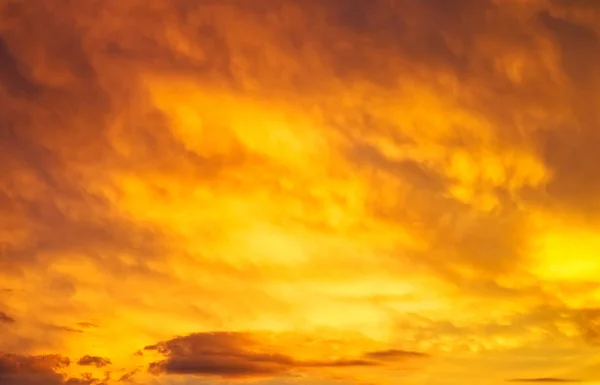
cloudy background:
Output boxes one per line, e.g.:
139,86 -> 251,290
1,0 -> 600,384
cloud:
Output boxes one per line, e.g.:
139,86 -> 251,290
1,0 -> 600,384
0,353 -> 104,385
573,308 -> 600,346
77,356 -> 111,368
0,0 -> 537,291
0,310 -> 15,323
362,349 -> 429,360
532,8 -> 600,220
117,369 -> 139,383
76,323 -> 98,329
51,326 -> 84,334
145,332 -> 428,380
0,354 -> 69,385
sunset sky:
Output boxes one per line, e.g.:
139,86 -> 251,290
1,0 -> 600,384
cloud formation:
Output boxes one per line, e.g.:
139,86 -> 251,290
0,311 -> 15,323
77,356 -> 111,369
363,349 -> 429,360
145,332 -> 426,379
1,0 -> 600,384
0,353 -> 106,385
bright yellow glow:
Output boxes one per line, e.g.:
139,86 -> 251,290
533,221 -> 600,281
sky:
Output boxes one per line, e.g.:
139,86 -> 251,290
1,0 -> 600,384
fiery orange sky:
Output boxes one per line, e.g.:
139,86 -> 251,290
1,0 -> 600,384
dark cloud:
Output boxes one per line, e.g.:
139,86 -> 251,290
538,9 -> 600,85
303,359 -> 378,368
0,354 -> 68,385
0,353 -> 105,385
573,307 -> 600,346
0,310 -> 15,323
51,326 -> 84,334
146,332 -> 428,379
533,8 -> 600,219
323,0 -> 494,79
77,356 -> 111,368
76,322 -> 98,329
145,332 -> 295,378
362,349 -> 429,360
117,369 -> 139,383
0,35 -> 40,98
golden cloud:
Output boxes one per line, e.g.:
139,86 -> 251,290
1,0 -> 600,384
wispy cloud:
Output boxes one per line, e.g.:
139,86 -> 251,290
77,356 -> 112,368
0,310 -> 15,323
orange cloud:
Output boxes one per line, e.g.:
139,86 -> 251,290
1,0 -> 600,384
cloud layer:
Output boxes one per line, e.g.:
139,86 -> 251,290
1,0 -> 600,384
